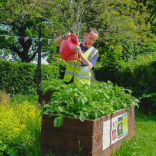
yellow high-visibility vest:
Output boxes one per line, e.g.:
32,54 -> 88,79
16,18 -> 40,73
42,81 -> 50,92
63,44 -> 98,85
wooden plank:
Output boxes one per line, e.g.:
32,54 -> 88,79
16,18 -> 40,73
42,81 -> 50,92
41,143 -> 92,156
128,126 -> 136,138
40,128 -> 103,151
41,107 -> 136,156
111,138 -> 124,154
111,109 -> 122,118
93,114 -> 111,135
42,108 -> 131,136
41,143 -> 112,156
92,146 -> 111,156
89,136 -> 127,156
127,108 -> 131,119
92,127 -> 132,156
130,117 -> 135,127
41,114 -> 94,135
130,106 -> 135,118
38,90 -> 53,105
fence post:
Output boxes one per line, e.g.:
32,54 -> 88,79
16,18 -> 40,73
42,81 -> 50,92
37,26 -> 42,94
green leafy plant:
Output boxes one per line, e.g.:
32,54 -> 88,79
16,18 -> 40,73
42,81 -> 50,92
0,90 -> 6,94
40,80 -> 139,127
95,52 -> 156,115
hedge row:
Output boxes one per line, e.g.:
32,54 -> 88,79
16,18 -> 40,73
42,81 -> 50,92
0,60 -> 61,95
95,54 -> 156,114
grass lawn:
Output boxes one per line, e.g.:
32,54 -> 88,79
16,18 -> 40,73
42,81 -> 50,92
112,108 -> 156,156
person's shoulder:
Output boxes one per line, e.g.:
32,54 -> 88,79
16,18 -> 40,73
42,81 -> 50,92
91,47 -> 98,58
92,46 -> 98,53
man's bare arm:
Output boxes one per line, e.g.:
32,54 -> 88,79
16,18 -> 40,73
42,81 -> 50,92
54,32 -> 70,46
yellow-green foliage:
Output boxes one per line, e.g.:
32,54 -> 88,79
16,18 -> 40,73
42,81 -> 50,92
0,101 -> 41,156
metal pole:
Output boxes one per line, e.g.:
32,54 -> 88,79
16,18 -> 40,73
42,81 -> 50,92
37,26 -> 42,94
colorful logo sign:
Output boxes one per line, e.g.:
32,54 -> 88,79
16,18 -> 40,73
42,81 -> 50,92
117,115 -> 123,139
123,112 -> 128,136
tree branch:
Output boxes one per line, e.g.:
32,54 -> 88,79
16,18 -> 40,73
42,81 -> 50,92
28,49 -> 38,62
79,0 -> 95,19
10,45 -> 23,58
55,5 -> 74,33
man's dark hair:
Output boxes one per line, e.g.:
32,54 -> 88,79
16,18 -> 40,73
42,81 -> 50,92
87,28 -> 99,35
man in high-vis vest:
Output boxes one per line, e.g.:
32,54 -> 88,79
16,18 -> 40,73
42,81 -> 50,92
54,28 -> 99,85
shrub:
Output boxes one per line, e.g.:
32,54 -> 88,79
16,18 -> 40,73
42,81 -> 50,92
0,101 -> 41,156
0,60 -> 66,95
95,53 -> 156,114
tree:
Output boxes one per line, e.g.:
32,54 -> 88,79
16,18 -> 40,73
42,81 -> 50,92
91,0 -> 155,63
27,0 -> 106,37
0,0 -> 106,62
0,0 -> 155,63
135,0 -> 156,34
0,0 -> 57,62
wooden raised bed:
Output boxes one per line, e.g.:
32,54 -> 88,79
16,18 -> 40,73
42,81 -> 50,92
0,94 -> 10,105
38,90 -> 53,106
40,106 -> 135,156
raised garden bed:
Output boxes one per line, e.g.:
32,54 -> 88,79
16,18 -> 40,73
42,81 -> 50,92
41,106 -> 135,156
38,90 -> 53,105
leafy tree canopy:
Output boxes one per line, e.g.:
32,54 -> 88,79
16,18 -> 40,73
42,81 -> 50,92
0,0 -> 156,63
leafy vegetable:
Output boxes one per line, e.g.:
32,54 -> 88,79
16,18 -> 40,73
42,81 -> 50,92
41,80 -> 139,127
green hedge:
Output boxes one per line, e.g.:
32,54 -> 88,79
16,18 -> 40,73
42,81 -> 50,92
0,60 -> 61,95
95,54 -> 156,114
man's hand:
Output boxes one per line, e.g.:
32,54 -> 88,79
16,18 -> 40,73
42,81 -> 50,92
54,32 -> 71,46
64,32 -> 71,39
72,46 -> 93,69
72,46 -> 82,54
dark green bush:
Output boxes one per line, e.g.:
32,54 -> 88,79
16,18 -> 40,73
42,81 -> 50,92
0,60 -> 65,95
95,53 -> 156,114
